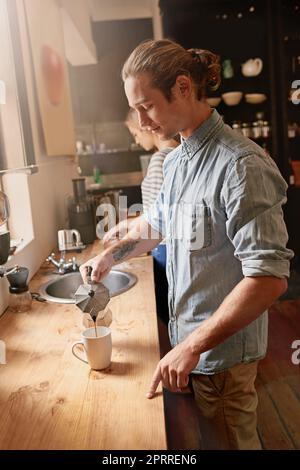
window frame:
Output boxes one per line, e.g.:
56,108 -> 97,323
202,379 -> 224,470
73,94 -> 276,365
0,0 -> 37,174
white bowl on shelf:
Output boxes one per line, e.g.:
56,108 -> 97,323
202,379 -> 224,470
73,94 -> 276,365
222,92 -> 243,106
245,93 -> 267,104
207,97 -> 221,107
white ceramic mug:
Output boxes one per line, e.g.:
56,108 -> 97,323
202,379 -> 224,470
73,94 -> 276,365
72,326 -> 112,370
241,58 -> 263,77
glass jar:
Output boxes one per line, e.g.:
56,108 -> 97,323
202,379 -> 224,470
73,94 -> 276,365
255,111 -> 265,121
242,123 -> 252,138
289,159 -> 295,186
262,121 -> 271,138
232,121 -> 243,134
252,122 -> 262,139
288,123 -> 297,138
9,288 -> 32,313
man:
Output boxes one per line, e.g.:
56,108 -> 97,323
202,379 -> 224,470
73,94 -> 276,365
80,40 -> 293,449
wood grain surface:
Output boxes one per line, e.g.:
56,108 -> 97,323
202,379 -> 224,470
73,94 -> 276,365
0,242 -> 166,449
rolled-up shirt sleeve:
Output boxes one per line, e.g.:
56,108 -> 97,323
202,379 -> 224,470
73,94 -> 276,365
221,154 -> 294,278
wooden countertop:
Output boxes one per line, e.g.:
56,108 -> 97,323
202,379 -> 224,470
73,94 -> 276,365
0,241 -> 166,450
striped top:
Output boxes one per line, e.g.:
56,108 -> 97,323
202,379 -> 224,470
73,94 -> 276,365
141,148 -> 173,212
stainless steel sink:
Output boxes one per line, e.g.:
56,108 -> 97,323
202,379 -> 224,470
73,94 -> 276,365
39,269 -> 137,304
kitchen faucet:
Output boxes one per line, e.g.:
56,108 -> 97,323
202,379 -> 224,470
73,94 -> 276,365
46,252 -> 79,275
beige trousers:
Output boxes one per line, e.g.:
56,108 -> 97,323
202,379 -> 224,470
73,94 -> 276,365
191,361 -> 262,450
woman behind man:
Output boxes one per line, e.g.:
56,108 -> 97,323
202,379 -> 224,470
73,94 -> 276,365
103,108 -> 178,324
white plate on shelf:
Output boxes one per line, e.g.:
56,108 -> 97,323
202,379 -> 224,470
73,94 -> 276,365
222,92 -> 243,106
207,97 -> 221,107
245,93 -> 267,104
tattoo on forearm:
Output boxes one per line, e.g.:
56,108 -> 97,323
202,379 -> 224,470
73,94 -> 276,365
112,240 -> 139,262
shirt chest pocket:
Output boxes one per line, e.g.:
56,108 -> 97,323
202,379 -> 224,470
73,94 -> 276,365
174,201 -> 212,251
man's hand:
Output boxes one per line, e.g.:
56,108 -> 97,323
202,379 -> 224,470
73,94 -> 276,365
80,224 -> 160,284
147,276 -> 288,400
79,252 -> 113,283
146,339 -> 200,399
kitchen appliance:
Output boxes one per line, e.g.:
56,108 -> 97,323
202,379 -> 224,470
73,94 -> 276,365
68,178 -> 95,245
74,266 -> 111,332
7,266 -> 32,313
0,190 -> 10,226
0,231 -> 10,265
75,267 -> 110,314
57,229 -> 84,251
93,189 -> 123,239
0,190 -> 10,264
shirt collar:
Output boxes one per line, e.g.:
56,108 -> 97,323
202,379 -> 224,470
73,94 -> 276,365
181,109 -> 224,159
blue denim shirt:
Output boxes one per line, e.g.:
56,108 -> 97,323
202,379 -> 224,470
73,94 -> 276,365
144,109 -> 293,374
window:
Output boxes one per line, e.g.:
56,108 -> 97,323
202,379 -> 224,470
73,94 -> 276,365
0,0 -> 36,173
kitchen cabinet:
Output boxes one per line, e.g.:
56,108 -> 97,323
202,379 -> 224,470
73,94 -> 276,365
60,0 -> 97,66
68,18 -> 153,125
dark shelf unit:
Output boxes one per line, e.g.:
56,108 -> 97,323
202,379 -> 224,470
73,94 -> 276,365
280,0 -> 300,163
160,0 -> 277,159
277,0 -> 300,267
159,0 -> 300,266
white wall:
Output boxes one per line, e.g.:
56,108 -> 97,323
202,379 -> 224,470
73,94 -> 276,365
0,0 -> 77,315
